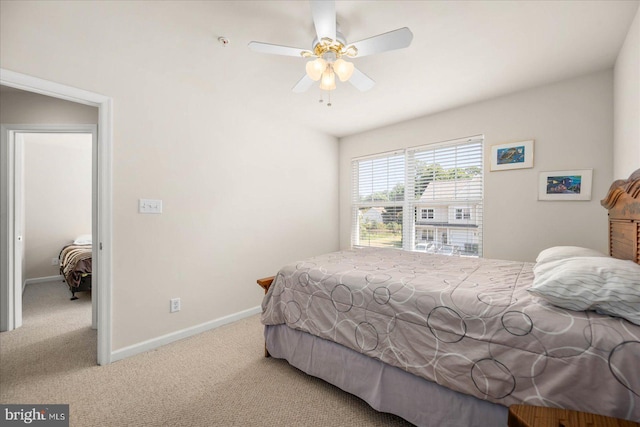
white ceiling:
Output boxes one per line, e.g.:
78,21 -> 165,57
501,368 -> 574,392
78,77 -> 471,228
1,1 -> 637,139
212,0 -> 638,138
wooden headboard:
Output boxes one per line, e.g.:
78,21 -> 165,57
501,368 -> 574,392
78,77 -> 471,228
601,168 -> 640,265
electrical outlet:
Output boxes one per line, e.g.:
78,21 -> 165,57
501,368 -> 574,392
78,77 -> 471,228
170,298 -> 180,313
51,258 -> 59,266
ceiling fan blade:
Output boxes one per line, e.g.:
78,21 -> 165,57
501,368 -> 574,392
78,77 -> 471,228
349,27 -> 413,58
310,0 -> 336,41
292,74 -> 316,93
248,41 -> 308,58
349,67 -> 375,92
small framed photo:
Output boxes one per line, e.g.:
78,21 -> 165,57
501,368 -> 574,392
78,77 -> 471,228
490,140 -> 534,171
538,169 -> 593,201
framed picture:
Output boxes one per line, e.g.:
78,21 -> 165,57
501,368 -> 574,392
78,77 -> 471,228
490,140 -> 534,171
538,169 -> 593,201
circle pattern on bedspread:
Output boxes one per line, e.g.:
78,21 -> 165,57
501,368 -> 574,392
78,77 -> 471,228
331,284 -> 354,312
297,271 -> 311,287
373,286 -> 391,305
364,300 -> 397,335
501,311 -> 533,336
355,321 -> 379,352
608,341 -> 640,397
471,358 -> 516,399
283,301 -> 302,324
487,328 -> 548,379
427,306 -> 466,343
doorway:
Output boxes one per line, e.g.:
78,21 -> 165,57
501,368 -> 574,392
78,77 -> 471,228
12,128 -> 97,330
0,68 -> 113,365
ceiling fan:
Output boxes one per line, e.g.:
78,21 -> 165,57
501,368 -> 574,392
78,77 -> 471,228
248,0 -> 413,101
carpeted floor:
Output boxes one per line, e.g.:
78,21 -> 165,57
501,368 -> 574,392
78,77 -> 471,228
0,281 -> 413,426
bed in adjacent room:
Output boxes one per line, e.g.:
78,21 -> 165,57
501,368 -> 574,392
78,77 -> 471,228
258,169 -> 640,427
59,234 -> 93,300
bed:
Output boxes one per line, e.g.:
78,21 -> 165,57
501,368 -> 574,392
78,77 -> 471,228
59,234 -> 92,300
258,168 -> 640,427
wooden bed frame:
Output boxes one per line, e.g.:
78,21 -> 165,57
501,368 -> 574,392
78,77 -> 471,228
601,168 -> 640,265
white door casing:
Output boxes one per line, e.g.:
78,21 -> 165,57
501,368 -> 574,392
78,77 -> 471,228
0,68 -> 113,365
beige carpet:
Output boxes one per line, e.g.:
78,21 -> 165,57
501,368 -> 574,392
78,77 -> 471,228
1,281 -> 413,426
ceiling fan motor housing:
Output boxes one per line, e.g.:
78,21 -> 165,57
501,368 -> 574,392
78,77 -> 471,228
311,30 -> 352,62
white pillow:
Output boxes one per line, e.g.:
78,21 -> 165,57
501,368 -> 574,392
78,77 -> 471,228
535,246 -> 607,264
73,234 -> 92,245
529,257 -> 640,325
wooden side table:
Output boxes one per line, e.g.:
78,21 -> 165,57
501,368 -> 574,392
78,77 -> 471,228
257,276 -> 275,357
257,276 -> 274,294
508,405 -> 640,427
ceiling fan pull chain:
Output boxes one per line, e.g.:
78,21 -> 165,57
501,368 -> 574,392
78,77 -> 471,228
327,91 -> 332,107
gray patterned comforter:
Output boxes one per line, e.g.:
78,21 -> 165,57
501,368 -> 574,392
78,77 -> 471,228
261,247 -> 640,421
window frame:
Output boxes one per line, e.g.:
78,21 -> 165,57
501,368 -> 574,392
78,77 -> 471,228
352,136 -> 484,256
421,208 -> 435,220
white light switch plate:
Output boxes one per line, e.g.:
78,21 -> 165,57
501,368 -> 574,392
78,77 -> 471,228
139,199 -> 163,214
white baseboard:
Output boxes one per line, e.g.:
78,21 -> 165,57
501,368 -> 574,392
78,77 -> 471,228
24,275 -> 64,288
110,305 -> 262,363
25,275 -> 64,285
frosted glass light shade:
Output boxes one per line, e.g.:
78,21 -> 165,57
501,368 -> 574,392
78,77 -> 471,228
305,58 -> 327,81
319,68 -> 336,91
333,58 -> 354,82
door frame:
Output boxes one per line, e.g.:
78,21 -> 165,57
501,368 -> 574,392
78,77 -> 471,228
0,68 -> 113,365
6,126 -> 98,329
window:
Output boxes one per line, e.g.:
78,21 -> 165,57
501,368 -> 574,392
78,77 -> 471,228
351,152 -> 405,249
454,207 -> 471,220
421,208 -> 434,220
426,229 -> 435,241
352,136 -> 483,256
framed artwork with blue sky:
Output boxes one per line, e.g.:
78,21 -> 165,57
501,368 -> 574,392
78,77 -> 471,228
538,169 -> 593,201
490,140 -> 534,171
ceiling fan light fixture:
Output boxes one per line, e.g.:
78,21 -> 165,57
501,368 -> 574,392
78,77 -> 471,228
305,57 -> 327,81
333,58 -> 354,82
320,67 -> 336,91
343,45 -> 358,57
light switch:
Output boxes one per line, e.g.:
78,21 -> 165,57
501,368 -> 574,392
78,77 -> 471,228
139,199 -> 163,214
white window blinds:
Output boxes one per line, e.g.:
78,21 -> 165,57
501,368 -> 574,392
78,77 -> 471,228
351,152 -> 405,249
352,136 -> 483,256
409,138 -> 483,256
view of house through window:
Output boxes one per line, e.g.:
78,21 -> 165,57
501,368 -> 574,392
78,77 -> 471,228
352,152 -> 405,249
352,136 -> 483,256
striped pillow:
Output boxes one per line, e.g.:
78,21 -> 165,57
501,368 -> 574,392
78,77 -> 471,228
529,256 -> 640,325
535,246 -> 607,265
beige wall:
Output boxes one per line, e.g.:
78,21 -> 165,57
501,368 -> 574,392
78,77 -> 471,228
23,134 -> 92,280
0,2 -> 340,350
0,88 -> 99,124
340,70 -> 614,262
614,6 -> 640,179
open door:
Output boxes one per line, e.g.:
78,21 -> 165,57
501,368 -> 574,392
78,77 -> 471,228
13,133 -> 24,329
0,128 -> 24,331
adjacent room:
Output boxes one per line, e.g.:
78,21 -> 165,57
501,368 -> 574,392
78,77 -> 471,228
1,1 -> 638,426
